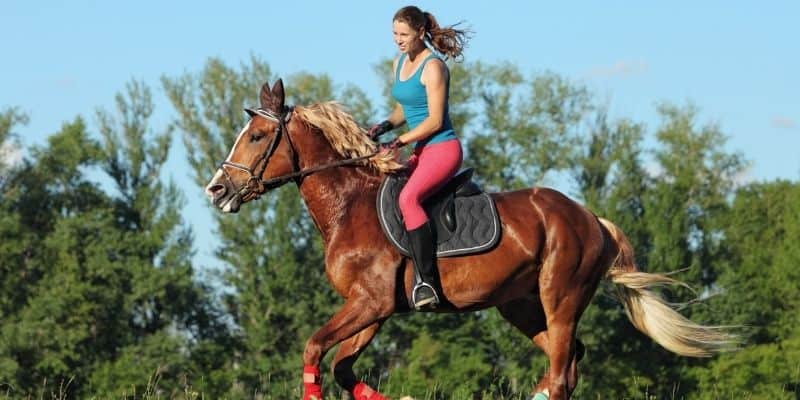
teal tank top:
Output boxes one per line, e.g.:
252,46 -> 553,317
391,52 -> 457,148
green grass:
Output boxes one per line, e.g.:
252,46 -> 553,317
3,372 -> 798,400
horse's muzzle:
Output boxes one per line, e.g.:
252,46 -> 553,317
205,170 -> 241,213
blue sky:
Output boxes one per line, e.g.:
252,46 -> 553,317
3,1 -> 798,267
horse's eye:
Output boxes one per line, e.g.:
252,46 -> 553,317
250,133 -> 265,142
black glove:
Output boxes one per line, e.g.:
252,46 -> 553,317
368,120 -> 394,139
379,138 -> 406,152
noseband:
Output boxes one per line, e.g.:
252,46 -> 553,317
219,106 -> 379,202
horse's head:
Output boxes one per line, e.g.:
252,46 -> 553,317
205,79 -> 297,212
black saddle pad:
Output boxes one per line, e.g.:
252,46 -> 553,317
377,171 -> 501,257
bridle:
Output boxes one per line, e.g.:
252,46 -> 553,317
218,106 -> 379,202
219,107 -> 293,202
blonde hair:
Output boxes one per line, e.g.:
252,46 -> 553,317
295,102 -> 403,173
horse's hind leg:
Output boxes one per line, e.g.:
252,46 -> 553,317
497,297 -> 584,399
537,254 -> 601,399
332,320 -> 387,400
540,319 -> 578,400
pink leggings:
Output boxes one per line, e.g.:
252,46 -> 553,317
398,139 -> 463,230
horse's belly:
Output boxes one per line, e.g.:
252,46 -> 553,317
436,189 -> 546,309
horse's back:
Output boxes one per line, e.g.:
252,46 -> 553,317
491,186 -> 606,266
491,186 -> 596,227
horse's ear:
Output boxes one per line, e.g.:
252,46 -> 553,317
259,82 -> 272,110
271,79 -> 285,111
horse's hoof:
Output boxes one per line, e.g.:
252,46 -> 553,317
527,392 -> 549,400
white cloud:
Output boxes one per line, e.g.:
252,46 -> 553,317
772,116 -> 795,129
586,60 -> 649,79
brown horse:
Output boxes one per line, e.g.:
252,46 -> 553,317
204,80 -> 733,400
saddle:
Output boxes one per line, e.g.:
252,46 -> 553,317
377,168 -> 501,257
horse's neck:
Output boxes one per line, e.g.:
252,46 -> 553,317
294,139 -> 381,243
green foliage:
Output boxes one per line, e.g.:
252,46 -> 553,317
0,107 -> 28,139
692,333 -> 800,399
0,82 -> 226,398
384,329 -> 493,397
467,66 -> 591,190
710,181 -> 800,340
645,103 -> 747,284
690,181 -> 800,398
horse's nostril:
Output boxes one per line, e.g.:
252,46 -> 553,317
206,184 -> 226,199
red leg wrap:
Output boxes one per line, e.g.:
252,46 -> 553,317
352,381 -> 387,400
302,365 -> 323,400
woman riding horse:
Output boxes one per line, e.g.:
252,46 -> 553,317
368,6 -> 469,310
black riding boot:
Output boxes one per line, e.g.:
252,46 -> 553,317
407,221 -> 440,309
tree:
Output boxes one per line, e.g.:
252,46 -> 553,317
692,181 -> 800,398
645,103 -> 746,284
90,80 -> 231,397
0,82 -> 226,397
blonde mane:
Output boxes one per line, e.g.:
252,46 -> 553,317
295,102 -> 403,173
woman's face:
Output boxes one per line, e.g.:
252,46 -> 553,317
392,20 -> 423,53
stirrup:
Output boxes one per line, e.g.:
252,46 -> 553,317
412,282 -> 440,309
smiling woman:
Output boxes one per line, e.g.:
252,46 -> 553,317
366,6 -> 473,312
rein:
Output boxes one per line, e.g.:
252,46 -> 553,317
219,107 -> 379,201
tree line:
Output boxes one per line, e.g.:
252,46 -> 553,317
1,57 -> 798,399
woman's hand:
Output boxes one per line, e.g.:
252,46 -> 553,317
379,138 -> 406,152
368,120 -> 394,139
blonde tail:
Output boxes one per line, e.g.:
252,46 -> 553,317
598,218 -> 737,357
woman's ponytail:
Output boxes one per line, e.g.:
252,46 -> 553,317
394,6 -> 470,61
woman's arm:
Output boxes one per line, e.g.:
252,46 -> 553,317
398,58 -> 448,145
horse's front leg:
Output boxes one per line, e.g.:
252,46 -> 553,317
302,284 -> 393,400
332,320 -> 388,400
